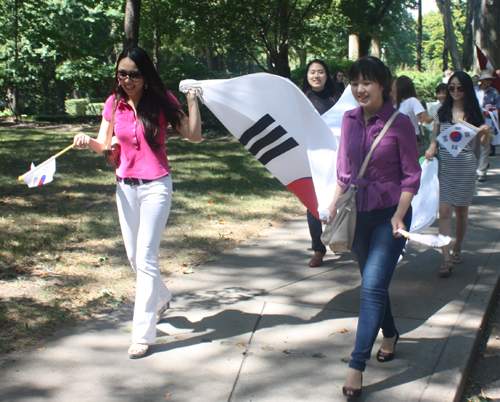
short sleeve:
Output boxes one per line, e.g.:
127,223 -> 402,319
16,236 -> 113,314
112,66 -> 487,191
102,95 -> 115,122
434,105 -> 442,124
410,98 -> 425,115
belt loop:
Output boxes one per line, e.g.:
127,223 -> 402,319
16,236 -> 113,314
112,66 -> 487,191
138,179 -> 144,185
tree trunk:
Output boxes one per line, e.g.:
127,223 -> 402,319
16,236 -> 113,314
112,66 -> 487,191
436,0 -> 463,71
359,36 -> 372,58
296,48 -> 307,67
473,0 -> 500,69
443,43 -> 449,71
123,0 -> 142,48
417,0 -> 422,72
153,26 -> 159,69
11,0 -> 21,122
348,34 -> 359,61
370,38 -> 381,58
462,0 -> 473,70
273,46 -> 291,78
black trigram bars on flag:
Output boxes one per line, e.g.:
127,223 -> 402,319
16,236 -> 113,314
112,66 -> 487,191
239,114 -> 299,165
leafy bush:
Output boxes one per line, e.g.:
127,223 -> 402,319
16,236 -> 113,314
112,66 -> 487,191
393,69 -> 444,104
65,99 -> 88,116
0,108 -> 13,118
31,115 -> 101,124
86,102 -> 105,116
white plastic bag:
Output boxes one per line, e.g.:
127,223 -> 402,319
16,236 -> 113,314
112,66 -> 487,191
410,158 -> 439,233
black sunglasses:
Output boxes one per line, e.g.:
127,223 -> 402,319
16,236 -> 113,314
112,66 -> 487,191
448,84 -> 464,93
116,69 -> 142,82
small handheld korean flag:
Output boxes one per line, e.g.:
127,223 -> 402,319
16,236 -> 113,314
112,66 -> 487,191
21,158 -> 56,188
19,144 -> 73,188
436,121 -> 478,157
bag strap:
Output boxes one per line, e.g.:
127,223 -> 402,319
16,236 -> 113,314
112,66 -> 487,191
105,96 -> 118,150
356,111 -> 399,180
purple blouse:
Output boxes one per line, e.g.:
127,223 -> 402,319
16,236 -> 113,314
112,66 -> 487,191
337,100 -> 421,211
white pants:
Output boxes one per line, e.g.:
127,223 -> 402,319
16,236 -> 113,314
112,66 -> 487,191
116,175 -> 173,343
477,143 -> 490,178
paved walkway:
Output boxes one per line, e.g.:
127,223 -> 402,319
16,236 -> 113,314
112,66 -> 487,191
2,159 -> 500,402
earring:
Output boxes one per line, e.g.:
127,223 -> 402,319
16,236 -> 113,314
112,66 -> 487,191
145,84 -> 148,89
118,82 -> 120,87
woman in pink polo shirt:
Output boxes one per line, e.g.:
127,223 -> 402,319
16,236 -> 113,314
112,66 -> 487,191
72,47 -> 201,359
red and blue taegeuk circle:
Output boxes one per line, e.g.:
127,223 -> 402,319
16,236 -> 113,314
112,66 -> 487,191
450,131 -> 462,142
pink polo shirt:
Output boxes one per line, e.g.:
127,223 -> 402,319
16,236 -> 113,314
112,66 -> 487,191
102,93 -> 180,180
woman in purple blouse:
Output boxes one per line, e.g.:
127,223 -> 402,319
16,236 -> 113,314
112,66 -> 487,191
324,57 -> 421,397
73,47 -> 201,359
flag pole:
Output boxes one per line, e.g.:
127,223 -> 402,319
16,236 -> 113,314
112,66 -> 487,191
459,119 -> 494,138
18,144 -> 74,181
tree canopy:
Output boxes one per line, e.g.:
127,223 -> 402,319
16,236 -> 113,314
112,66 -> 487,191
0,0 -> 497,117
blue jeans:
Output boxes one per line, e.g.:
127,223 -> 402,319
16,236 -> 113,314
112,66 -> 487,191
307,210 -> 327,254
349,205 -> 411,372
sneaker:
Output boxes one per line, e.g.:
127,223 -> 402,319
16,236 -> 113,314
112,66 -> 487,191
477,176 -> 486,182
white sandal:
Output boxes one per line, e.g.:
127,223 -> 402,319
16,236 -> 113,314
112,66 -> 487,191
156,301 -> 170,324
128,343 -> 148,359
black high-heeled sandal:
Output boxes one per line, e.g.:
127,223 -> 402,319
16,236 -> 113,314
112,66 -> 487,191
342,373 -> 362,397
376,331 -> 399,362
342,385 -> 362,397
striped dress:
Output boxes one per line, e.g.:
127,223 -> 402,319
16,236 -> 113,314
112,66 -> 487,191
435,116 -> 477,206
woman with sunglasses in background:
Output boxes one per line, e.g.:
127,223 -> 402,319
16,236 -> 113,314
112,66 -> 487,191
425,72 -> 489,277
72,47 -> 201,358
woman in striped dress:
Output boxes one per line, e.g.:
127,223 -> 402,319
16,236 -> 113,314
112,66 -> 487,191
425,72 -> 490,277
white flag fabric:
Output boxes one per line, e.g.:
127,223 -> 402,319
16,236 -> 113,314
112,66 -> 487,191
485,109 -> 500,146
410,159 -> 439,233
180,73 -> 341,218
397,229 -> 451,248
180,73 -> 439,231
321,85 -> 359,143
436,121 -> 478,157
21,157 -> 56,188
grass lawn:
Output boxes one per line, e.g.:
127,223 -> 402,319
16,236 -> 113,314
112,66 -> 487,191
0,125 -> 305,354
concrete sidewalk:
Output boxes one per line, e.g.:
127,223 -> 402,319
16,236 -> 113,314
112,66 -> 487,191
2,160 -> 500,402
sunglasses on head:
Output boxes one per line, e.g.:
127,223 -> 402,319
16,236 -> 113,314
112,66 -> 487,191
448,84 -> 464,93
116,69 -> 142,82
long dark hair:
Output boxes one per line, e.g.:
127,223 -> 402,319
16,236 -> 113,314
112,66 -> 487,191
394,75 -> 418,108
301,59 -> 340,104
349,56 -> 392,102
437,71 -> 485,126
112,47 -> 183,150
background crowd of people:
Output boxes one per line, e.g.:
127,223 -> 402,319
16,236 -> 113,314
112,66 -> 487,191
301,57 -> 499,397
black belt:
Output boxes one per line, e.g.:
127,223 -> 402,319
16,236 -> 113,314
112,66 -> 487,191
117,177 -> 154,186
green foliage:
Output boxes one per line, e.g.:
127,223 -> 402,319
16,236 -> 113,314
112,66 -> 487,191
86,102 -> 105,116
31,115 -> 101,125
0,108 -> 13,118
64,99 -> 88,116
394,69 -> 444,103
383,10 -> 418,69
421,2 -> 467,71
0,0 -> 123,115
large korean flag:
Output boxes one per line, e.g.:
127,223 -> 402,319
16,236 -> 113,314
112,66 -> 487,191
436,122 -> 478,157
180,73 -> 344,219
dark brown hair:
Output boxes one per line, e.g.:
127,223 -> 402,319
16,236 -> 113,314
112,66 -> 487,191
112,47 -> 183,150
